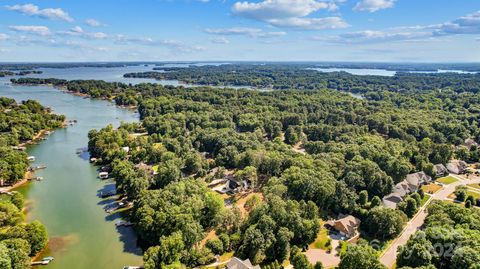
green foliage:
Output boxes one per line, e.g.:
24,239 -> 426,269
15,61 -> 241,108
339,244 -> 386,269
363,207 -> 407,240
205,239 -> 224,255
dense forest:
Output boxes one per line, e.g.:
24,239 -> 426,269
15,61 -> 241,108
12,68 -> 480,268
0,97 -> 65,185
0,192 -> 48,269
0,97 -> 63,268
123,64 -> 480,91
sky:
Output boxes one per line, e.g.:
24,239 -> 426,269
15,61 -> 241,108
0,0 -> 479,62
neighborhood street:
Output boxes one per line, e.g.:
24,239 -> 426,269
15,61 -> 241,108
379,174 -> 480,268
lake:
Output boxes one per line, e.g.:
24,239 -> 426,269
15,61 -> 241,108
0,77 -> 143,269
310,67 -> 478,76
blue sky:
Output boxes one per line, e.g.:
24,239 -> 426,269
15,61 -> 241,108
0,0 -> 479,62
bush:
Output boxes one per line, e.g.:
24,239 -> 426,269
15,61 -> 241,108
205,239 -> 224,255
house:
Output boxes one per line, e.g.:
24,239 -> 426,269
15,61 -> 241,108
329,215 -> 361,238
213,178 -> 249,194
447,160 -> 468,174
383,193 -> 404,209
406,172 -> 432,190
433,164 -> 448,177
226,257 -> 261,269
382,171 -> 430,209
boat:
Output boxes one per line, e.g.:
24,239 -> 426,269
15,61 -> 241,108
27,156 -> 36,162
98,172 -> 109,179
42,257 -> 54,262
115,220 -> 133,227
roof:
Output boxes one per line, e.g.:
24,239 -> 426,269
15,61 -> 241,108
447,160 -> 467,174
226,257 -> 261,269
406,172 -> 431,187
383,193 -> 404,209
334,215 -> 361,236
433,164 -> 447,175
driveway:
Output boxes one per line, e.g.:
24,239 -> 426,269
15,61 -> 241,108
379,174 -> 480,268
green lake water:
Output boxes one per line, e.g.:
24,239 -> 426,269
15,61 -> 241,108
0,79 -> 143,269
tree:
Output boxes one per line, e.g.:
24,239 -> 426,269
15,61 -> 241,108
290,247 -> 312,269
358,190 -> 368,207
399,197 -> 418,218
285,126 -> 300,145
370,196 -> 382,208
397,232 -> 435,268
363,207 -> 407,240
454,186 -> 467,202
158,232 -> 185,265
10,192 -> 24,210
339,244 -> 386,269
205,239 -> 224,255
0,243 -> 12,269
451,246 -> 480,269
24,220 -> 48,256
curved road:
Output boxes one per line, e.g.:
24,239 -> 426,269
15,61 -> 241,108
379,174 -> 480,268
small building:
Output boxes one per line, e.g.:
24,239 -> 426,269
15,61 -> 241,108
328,215 -> 361,239
433,164 -> 448,178
447,160 -> 468,175
226,257 -> 261,269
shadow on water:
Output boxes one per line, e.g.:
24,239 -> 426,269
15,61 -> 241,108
116,226 -> 143,255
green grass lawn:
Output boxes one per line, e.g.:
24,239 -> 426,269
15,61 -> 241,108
468,183 -> 480,190
437,176 -> 458,185
467,191 -> 480,199
310,228 -> 332,251
420,194 -> 431,206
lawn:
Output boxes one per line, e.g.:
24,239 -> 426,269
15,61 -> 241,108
422,183 -> 442,194
467,191 -> 480,199
468,183 -> 480,190
437,176 -> 458,185
218,251 -> 234,263
309,227 -> 332,251
420,194 -> 431,206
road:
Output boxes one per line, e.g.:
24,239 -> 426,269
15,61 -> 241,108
379,174 -> 480,268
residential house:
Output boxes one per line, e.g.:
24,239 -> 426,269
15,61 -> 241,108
329,215 -> 361,239
432,164 -> 448,178
382,171 -> 430,209
447,160 -> 468,174
406,172 -> 432,190
226,257 -> 261,269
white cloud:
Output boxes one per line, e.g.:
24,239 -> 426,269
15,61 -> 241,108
354,0 -> 395,13
268,16 -> 348,30
210,37 -> 230,44
6,4 -> 74,22
232,0 -> 347,30
433,11 -> 480,35
58,26 -> 108,39
318,10 -> 480,44
317,30 -> 432,43
85,18 -> 102,27
9,25 -> 51,36
204,27 -> 286,38
114,35 -> 203,53
0,48 -> 8,53
0,33 -> 9,41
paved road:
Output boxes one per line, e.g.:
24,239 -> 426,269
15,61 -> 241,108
379,174 -> 480,268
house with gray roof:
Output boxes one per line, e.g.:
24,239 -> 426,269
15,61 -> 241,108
226,257 -> 261,269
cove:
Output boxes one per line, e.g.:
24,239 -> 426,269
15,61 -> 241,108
0,78 -> 143,269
